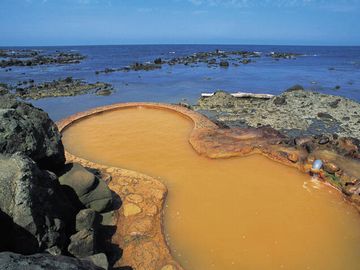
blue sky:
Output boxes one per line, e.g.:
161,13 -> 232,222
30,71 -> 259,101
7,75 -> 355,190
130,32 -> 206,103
0,0 -> 359,46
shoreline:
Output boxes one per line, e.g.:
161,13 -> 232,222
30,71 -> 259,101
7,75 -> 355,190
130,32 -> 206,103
193,87 -> 360,139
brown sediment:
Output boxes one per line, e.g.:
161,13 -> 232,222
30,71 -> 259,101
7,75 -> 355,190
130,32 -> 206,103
57,102 -> 360,270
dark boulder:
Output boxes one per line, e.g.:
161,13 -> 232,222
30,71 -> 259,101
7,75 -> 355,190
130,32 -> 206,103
273,96 -> 287,106
59,163 -> 112,212
85,253 -> 109,270
317,112 -> 333,119
0,252 -> 103,270
0,97 -> 65,170
76,209 -> 100,231
0,85 -> 9,95
329,98 -> 341,108
219,61 -> 229,67
0,153 -> 75,254
285,84 -> 304,92
95,89 -> 112,96
68,229 -> 97,258
154,58 -> 162,64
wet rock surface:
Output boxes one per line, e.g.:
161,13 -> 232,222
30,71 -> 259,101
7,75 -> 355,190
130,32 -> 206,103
195,88 -> 360,139
0,77 -> 114,99
0,252 -> 103,270
0,49 -> 85,68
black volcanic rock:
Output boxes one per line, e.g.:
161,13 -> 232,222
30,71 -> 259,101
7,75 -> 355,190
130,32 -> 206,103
0,153 -> 75,254
0,97 -> 65,170
0,252 -> 103,270
58,163 -> 113,212
219,60 -> 229,67
68,229 -> 97,258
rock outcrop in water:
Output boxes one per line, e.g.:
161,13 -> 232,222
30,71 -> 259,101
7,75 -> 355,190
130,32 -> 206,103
0,77 -> 114,100
0,97 -> 114,269
0,49 -> 86,68
94,49 -> 301,74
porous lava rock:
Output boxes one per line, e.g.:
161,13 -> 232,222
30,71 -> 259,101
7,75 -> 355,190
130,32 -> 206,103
0,97 -> 65,170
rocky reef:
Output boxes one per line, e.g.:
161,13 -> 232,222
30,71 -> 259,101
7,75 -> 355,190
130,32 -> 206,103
0,97 -> 115,269
95,49 -> 301,73
0,77 -> 113,99
0,49 -> 85,68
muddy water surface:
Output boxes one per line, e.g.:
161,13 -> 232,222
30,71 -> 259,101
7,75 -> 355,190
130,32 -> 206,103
62,106 -> 360,270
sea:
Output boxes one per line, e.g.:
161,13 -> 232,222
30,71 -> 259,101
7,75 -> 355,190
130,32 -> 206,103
0,45 -> 359,121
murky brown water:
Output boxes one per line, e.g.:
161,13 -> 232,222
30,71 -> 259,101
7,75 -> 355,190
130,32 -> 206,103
62,106 -> 360,270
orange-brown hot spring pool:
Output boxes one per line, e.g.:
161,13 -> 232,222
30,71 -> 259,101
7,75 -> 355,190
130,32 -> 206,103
62,106 -> 360,270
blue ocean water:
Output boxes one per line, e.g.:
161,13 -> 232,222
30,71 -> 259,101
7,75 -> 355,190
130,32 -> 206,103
0,45 -> 359,121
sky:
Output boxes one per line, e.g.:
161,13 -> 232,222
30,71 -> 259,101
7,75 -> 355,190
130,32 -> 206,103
0,0 -> 359,46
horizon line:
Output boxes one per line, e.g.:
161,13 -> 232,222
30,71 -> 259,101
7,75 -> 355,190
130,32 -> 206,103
1,43 -> 360,48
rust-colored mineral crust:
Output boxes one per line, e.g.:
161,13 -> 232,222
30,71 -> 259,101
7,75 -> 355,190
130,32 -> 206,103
57,102 -> 360,270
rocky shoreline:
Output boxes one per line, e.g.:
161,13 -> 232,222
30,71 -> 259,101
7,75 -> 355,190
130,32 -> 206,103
0,49 -> 86,68
0,97 -> 118,269
0,93 -> 359,269
194,86 -> 360,139
192,88 -> 360,206
0,77 -> 113,99
57,101 -> 360,270
95,49 -> 301,74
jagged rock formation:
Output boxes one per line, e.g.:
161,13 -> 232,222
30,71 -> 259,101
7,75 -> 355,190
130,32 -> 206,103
0,97 -> 65,170
0,153 -> 75,254
0,97 -> 113,269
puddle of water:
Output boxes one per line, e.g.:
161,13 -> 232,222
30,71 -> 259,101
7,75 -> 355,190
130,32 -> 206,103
62,106 -> 360,270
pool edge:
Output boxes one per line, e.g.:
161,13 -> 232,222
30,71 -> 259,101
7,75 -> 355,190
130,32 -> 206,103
57,102 -> 360,270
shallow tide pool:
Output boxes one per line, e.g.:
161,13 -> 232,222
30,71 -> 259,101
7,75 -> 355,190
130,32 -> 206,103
62,106 -> 360,270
